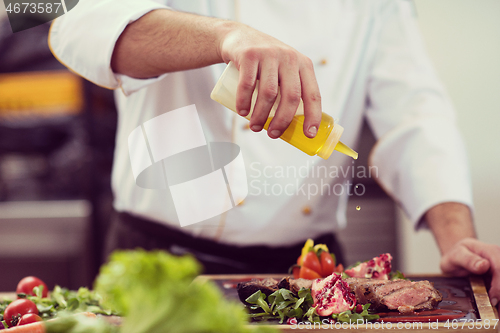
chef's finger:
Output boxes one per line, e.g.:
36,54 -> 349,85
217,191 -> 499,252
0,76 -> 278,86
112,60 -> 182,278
441,245 -> 490,276
250,60 -> 279,133
299,58 -> 322,138
489,273 -> 500,310
464,239 -> 500,273
488,279 -> 500,308
460,239 -> 500,309
267,59 -> 301,139
236,59 -> 259,118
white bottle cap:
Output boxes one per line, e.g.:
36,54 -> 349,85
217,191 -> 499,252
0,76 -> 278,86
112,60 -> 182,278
317,123 -> 344,160
211,61 -> 240,115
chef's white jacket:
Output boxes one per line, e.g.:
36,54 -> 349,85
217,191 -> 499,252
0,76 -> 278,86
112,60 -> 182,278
49,0 -> 473,246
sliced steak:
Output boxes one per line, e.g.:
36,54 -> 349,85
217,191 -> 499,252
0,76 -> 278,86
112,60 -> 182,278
237,276 -> 442,315
346,278 -> 442,314
236,278 -> 279,304
237,277 -> 313,305
292,278 -> 314,292
382,280 -> 442,314
346,278 -> 386,306
278,277 -> 313,294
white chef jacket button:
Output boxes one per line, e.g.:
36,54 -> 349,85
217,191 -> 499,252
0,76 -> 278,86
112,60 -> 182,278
319,58 -> 328,65
302,205 -> 312,215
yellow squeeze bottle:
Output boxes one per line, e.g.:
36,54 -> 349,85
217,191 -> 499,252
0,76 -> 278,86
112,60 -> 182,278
210,62 -> 358,160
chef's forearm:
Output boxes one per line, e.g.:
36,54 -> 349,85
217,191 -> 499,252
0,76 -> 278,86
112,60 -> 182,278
425,202 -> 476,255
111,9 -> 235,78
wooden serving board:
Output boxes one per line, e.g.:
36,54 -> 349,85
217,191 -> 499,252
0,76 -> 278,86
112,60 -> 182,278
2,276 -> 497,332
0,292 -> 17,300
195,274 -> 499,332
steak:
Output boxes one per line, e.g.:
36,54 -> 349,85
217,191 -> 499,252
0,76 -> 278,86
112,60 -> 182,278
346,278 -> 442,314
237,277 -> 312,304
277,276 -> 313,294
236,278 -> 279,304
237,276 -> 442,315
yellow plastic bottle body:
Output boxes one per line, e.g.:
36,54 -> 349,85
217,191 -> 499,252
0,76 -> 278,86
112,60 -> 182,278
263,113 -> 334,156
211,62 -> 358,160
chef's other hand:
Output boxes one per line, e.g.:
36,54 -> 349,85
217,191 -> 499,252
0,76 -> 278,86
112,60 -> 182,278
219,24 -> 322,139
440,238 -> 500,311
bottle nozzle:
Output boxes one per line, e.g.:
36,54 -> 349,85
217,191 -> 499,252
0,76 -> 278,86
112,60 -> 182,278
334,141 -> 358,160
317,123 -> 358,160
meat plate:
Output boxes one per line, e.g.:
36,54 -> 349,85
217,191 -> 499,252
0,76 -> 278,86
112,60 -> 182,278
195,274 -> 499,332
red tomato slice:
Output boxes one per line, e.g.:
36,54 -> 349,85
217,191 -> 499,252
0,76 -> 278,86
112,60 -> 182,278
320,251 -> 335,277
299,266 -> 322,280
302,251 -> 322,275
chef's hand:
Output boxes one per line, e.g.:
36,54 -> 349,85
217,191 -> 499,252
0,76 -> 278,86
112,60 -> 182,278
111,9 -> 321,139
219,25 -> 322,139
426,202 -> 500,311
440,238 -> 500,311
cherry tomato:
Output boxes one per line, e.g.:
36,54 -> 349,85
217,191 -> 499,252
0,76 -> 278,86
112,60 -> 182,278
3,299 -> 38,327
16,276 -> 48,298
302,251 -> 322,275
334,263 -> 344,273
320,251 -> 335,276
299,266 -> 322,280
17,313 -> 42,326
296,255 -> 303,266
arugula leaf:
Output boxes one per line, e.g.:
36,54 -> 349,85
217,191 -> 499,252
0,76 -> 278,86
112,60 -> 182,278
33,285 -> 44,298
66,298 -> 79,311
246,291 -> 271,314
51,286 -> 68,308
297,288 -> 314,306
345,261 -> 365,270
287,307 -> 303,318
294,296 -> 305,309
389,270 -> 408,280
246,287 -> 322,324
304,305 -> 319,323
331,304 -> 379,323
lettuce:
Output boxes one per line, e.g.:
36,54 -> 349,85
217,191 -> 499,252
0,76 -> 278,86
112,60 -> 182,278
45,313 -> 119,333
94,249 -> 276,333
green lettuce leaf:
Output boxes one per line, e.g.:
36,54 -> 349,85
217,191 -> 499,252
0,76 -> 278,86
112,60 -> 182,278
94,249 -> 276,333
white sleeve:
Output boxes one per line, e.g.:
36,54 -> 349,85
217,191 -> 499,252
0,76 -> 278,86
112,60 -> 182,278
49,0 -> 168,95
366,0 -> 473,228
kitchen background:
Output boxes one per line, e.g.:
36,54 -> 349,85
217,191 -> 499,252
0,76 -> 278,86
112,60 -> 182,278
0,0 -> 498,291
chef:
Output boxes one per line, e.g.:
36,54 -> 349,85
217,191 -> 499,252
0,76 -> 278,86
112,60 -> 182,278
49,0 -> 499,308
